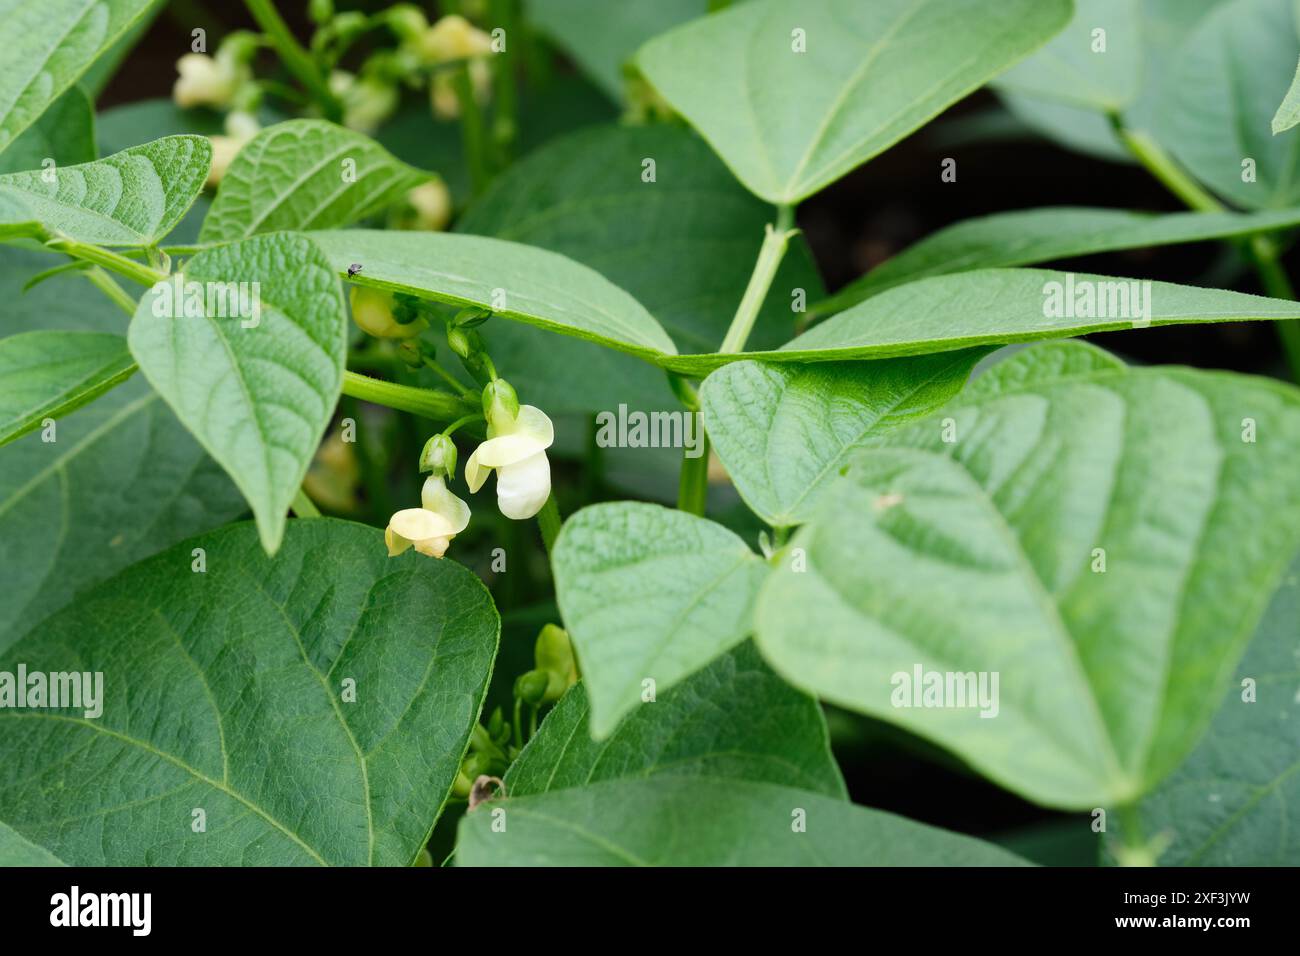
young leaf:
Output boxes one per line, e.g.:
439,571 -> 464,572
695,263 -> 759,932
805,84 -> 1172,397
0,821 -> 66,866
0,330 -> 135,446
659,268 -> 1300,376
528,0 -> 706,101
552,502 -> 770,738
700,351 -> 985,528
755,342 -> 1300,809
635,0 -> 1073,203
128,232 -> 347,554
1272,56 -> 1300,133
0,135 -> 211,246
310,230 -> 678,360
1158,0 -> 1300,208
200,120 -> 434,245
993,0 -> 1142,113
455,777 -> 1030,866
0,519 -> 500,866
0,381 -> 247,651
457,123 -> 822,412
0,0 -> 157,152
0,86 -> 95,175
818,206 -> 1300,311
508,642 -> 846,799
1125,552 -> 1300,865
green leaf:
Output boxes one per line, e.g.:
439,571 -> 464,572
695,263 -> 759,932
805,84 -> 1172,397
635,0 -> 1073,203
309,230 -> 678,361
455,776 -> 1030,866
457,123 -> 822,412
200,120 -> 433,245
528,0 -> 706,101
1158,0 -> 1300,209
660,268 -> 1300,376
0,0 -> 158,152
508,641 -> 846,799
0,821 -> 66,866
755,341 -> 1300,809
0,330 -> 135,446
0,86 -> 95,175
0,135 -> 211,246
0,518 -> 500,866
0,381 -> 248,651
552,502 -> 770,738
1128,551 -> 1300,865
817,206 -> 1300,312
700,351 -> 984,528
128,232 -> 346,554
993,0 -> 1141,112
1273,55 -> 1300,133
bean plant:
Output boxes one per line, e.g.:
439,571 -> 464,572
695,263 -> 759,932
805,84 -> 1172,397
1,0 -> 1298,869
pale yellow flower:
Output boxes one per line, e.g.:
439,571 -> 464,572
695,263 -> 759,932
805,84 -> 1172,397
385,476 -> 471,558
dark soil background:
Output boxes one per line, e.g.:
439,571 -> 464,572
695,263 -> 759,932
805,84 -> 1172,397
98,2 -> 1296,864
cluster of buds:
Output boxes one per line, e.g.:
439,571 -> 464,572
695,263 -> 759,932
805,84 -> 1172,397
172,32 -> 263,185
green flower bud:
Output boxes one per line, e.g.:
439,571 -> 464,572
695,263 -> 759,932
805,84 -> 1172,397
534,624 -> 577,703
487,706 -> 506,743
448,325 -> 484,360
482,379 -> 520,430
386,4 -> 429,42
453,306 -> 491,329
350,286 -> 427,339
514,669 -> 549,706
216,31 -> 262,67
469,722 -> 492,753
308,0 -> 334,24
419,433 -> 458,477
452,766 -> 472,798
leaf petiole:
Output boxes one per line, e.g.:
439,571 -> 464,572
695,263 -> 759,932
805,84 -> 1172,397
342,370 -> 480,421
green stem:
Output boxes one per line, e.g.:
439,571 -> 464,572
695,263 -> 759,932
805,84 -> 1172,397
489,0 -> 518,167
342,370 -> 478,421
291,487 -> 320,517
244,0 -> 342,121
1116,802 -> 1156,867
512,697 -> 523,751
718,204 -> 796,354
452,63 -> 489,195
1114,118 -> 1300,380
537,493 -> 562,555
84,268 -> 138,315
45,238 -> 166,286
441,413 -> 483,437
423,357 -> 475,397
677,435 -> 710,516
527,703 -> 538,740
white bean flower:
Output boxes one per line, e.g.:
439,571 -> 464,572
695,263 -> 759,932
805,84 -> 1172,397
173,52 -> 243,109
385,476 -> 471,558
466,405 -> 554,520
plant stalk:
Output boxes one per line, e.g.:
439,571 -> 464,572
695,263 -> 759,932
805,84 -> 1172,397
291,487 -> 320,517
342,370 -> 478,421
537,493 -> 562,555
718,204 -> 797,353
244,0 -> 342,121
1114,119 -> 1300,379
452,63 -> 489,195
84,268 -> 139,315
46,239 -> 166,287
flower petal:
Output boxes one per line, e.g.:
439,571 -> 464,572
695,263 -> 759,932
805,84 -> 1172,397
465,445 -> 491,493
421,476 -> 471,534
495,450 -> 551,520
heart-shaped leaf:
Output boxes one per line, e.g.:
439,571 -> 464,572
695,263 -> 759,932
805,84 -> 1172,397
528,0 -> 706,101
0,330 -> 135,446
128,232 -> 347,553
661,269 -> 1300,375
993,0 -> 1142,113
1273,56 -> 1300,133
509,641 -> 845,799
817,206 -> 1300,314
0,135 -> 211,245
457,123 -> 823,412
1158,0 -> 1300,209
0,0 -> 157,152
1124,551 -> 1300,864
0,518 -> 500,866
755,341 -> 1300,808
700,351 -> 984,528
200,120 -> 433,244
0,86 -> 95,175
552,502 -> 769,738
310,229 -> 677,361
636,0 -> 1072,203
455,776 -> 1029,866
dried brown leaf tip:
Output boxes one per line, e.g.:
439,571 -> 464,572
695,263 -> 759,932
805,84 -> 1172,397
468,775 -> 506,811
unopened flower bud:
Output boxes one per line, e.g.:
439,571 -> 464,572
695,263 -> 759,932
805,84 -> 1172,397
420,433 -> 458,477
514,669 -> 549,706
481,379 -> 520,429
